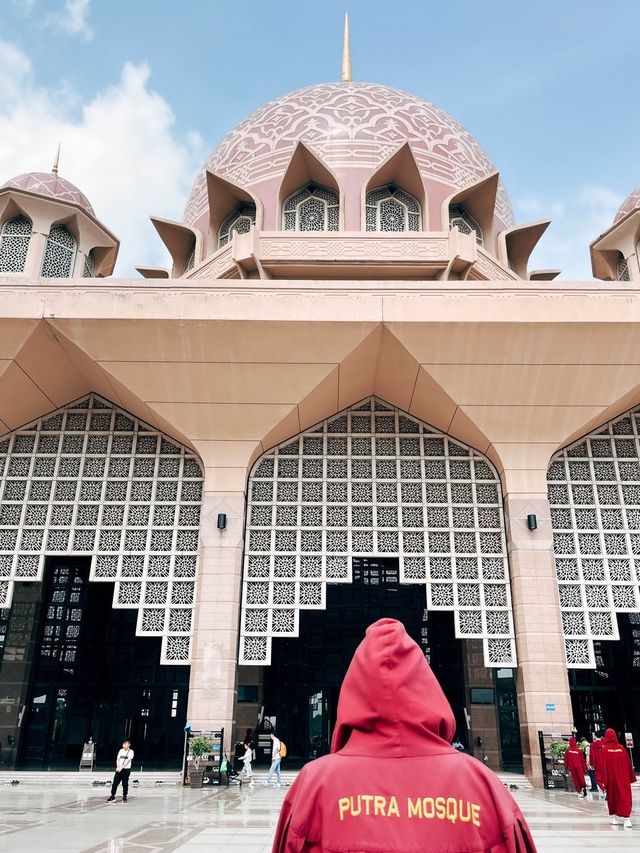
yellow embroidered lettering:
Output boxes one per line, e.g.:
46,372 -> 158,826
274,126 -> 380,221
360,794 -> 372,815
446,798 -> 458,824
423,797 -> 435,818
435,797 -> 446,820
388,796 -> 400,817
471,803 -> 481,827
373,796 -> 386,816
407,797 -> 422,818
351,795 -> 361,817
338,798 -> 350,821
459,799 -> 471,823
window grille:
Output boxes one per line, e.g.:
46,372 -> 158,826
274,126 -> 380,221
41,225 -> 76,278
617,255 -> 630,282
82,249 -> 95,278
0,216 -> 32,273
219,205 -> 256,248
0,394 -> 203,664
282,184 -> 339,232
365,185 -> 421,232
449,205 -> 483,245
241,397 -> 515,667
548,406 -> 640,668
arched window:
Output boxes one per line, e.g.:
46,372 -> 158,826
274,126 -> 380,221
0,215 -> 32,273
449,205 -> 483,246
41,224 -> 76,277
82,249 -> 96,278
282,184 -> 339,232
617,254 -> 630,282
365,185 -> 421,232
219,204 -> 256,248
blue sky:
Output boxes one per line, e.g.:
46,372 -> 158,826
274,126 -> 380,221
1,0 -> 638,277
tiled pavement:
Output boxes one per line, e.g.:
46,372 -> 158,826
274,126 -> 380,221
0,773 -> 639,852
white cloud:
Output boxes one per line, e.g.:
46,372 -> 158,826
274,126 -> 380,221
0,40 -> 204,276
47,0 -> 94,43
516,186 -> 623,280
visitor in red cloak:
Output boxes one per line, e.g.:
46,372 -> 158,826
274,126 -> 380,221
600,728 -> 636,827
589,736 -> 606,795
563,737 -> 588,797
272,618 -> 536,852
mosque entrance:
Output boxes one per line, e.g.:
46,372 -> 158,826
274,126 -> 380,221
3,556 -> 188,769
569,613 -> 640,766
262,557 -> 467,763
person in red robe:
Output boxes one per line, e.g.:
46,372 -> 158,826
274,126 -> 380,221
589,736 -> 606,798
600,728 -> 636,828
563,737 -> 588,797
272,618 -> 536,852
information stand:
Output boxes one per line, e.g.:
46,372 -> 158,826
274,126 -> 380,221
182,728 -> 224,786
79,739 -> 95,771
538,730 -> 574,790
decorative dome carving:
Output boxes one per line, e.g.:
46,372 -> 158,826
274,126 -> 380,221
2,171 -> 95,216
614,187 -> 640,224
184,82 -> 513,232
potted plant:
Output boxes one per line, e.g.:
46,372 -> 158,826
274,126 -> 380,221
188,736 -> 213,788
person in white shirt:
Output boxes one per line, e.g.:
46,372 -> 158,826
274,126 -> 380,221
241,741 -> 255,786
107,739 -> 134,802
262,732 -> 282,787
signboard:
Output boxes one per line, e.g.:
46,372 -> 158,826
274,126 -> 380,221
625,732 -> 634,749
79,740 -> 95,771
545,704 -> 556,712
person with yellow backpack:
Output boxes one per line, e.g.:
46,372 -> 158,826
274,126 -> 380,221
262,732 -> 286,787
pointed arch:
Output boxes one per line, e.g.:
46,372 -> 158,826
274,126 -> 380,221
278,142 -> 343,231
0,214 -> 32,273
363,143 -> 426,231
241,396 -> 515,668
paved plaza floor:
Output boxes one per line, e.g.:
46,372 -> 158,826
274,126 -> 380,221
0,774 -> 639,852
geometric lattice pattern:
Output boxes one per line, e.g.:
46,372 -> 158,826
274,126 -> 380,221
282,185 -> 339,232
0,216 -> 32,273
219,204 -> 257,248
365,186 -> 421,232
449,205 -> 483,246
241,397 -> 516,667
41,224 -> 76,278
548,407 -> 640,668
0,394 -> 203,664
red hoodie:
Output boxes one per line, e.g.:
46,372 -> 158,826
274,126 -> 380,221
272,618 -> 536,853
562,737 -> 587,794
600,728 -> 636,818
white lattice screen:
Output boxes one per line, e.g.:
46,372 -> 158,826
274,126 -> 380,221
0,394 -> 203,664
548,407 -> 640,668
241,397 -> 516,667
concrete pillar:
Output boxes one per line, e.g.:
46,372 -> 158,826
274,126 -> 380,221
503,469 -> 574,786
187,489 -> 245,750
25,231 -> 47,277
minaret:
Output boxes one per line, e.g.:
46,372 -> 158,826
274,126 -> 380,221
51,143 -> 61,176
341,13 -> 352,82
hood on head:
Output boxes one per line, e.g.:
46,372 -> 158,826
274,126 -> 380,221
331,618 -> 456,756
569,737 -> 578,748
604,728 -> 619,744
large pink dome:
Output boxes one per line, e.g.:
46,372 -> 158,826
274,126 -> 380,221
614,187 -> 640,224
184,81 -> 514,231
2,171 -> 95,216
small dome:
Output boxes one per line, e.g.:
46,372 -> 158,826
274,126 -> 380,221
614,187 -> 640,224
184,81 -> 513,232
2,171 -> 95,216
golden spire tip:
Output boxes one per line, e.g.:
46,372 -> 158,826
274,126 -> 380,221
341,13 -> 352,82
51,143 -> 61,176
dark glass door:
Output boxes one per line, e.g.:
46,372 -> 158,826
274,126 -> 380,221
17,556 -> 189,768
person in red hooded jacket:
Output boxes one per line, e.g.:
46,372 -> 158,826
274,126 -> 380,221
272,618 -> 536,853
589,736 -> 606,799
563,737 -> 588,797
600,728 -> 636,828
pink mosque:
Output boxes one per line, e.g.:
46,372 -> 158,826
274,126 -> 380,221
0,21 -> 639,784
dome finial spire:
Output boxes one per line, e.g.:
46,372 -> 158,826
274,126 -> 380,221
51,143 -> 61,176
341,13 -> 352,82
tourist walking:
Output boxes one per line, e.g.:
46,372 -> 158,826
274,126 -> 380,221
241,740 -> 255,786
590,735 -> 606,799
262,732 -> 283,787
107,739 -> 134,803
601,728 -> 636,829
580,738 -> 597,793
563,737 -> 588,798
272,618 -> 536,852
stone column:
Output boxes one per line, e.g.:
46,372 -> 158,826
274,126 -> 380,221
187,440 -> 258,752
502,468 -> 574,786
